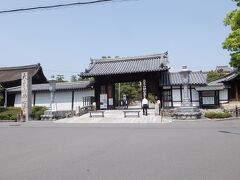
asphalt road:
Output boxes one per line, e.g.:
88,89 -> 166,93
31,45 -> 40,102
0,120 -> 240,180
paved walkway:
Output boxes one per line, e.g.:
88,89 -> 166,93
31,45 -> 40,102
56,109 -> 172,123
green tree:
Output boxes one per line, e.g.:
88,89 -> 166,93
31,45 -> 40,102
56,74 -> 65,82
207,69 -> 225,82
222,0 -> 240,69
115,82 -> 141,102
70,75 -> 77,82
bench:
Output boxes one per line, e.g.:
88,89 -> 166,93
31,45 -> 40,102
123,110 -> 140,118
89,111 -> 105,117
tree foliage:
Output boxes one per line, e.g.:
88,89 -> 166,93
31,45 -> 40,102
56,74 -> 65,82
207,69 -> 225,82
70,75 -> 78,82
222,0 -> 240,69
70,74 -> 92,82
115,82 -> 141,102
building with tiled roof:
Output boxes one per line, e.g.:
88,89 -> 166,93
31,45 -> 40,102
0,63 -> 47,88
7,81 -> 94,111
81,52 -> 215,109
0,64 -> 47,106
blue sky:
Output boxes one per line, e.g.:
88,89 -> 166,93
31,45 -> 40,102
0,0 -> 237,79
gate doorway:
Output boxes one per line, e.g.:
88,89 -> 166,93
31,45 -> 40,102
115,82 -> 142,109
81,53 -> 169,110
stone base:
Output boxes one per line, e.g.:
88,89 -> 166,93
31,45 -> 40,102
173,106 -> 202,120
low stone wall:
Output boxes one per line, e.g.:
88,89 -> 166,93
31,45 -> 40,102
41,110 -> 74,121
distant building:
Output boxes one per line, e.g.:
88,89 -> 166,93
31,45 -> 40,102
215,65 -> 232,74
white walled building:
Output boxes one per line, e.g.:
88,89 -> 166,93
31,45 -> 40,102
159,72 -> 205,107
160,71 -> 229,108
7,81 -> 95,111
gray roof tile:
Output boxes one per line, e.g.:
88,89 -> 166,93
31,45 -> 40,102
160,71 -> 206,86
7,81 -> 93,92
81,53 -> 169,77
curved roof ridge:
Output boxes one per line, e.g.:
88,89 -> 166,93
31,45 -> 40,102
91,52 -> 168,64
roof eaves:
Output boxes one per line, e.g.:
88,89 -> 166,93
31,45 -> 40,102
0,63 -> 40,71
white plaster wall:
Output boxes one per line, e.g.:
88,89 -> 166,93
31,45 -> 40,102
54,91 -> 72,110
192,102 -> 199,107
172,87 -> 181,107
35,92 -> 50,108
14,89 -> 95,111
173,102 -> 181,107
172,89 -> 181,101
74,89 -> 95,108
165,86 -> 200,107
14,93 -> 34,107
191,89 -> 199,101
219,89 -> 228,104
14,93 -> 21,107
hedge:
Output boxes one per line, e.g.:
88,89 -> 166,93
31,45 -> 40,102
0,107 -> 21,121
32,106 -> 47,120
0,106 -> 47,121
204,112 -> 232,119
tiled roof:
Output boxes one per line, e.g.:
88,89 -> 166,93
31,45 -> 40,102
81,53 -> 169,77
160,71 -> 207,86
194,72 -> 239,91
220,71 -> 239,82
0,64 -> 47,87
7,81 -> 93,92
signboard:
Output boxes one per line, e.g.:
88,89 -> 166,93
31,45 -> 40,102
142,79 -> 147,97
51,103 -> 57,112
100,94 -> 108,109
109,98 -> 113,106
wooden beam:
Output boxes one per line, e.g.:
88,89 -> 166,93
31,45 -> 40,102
180,85 -> 183,103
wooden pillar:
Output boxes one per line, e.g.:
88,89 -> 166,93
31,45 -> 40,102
107,84 -> 114,110
199,91 -> 202,108
95,83 -> 100,110
190,85 -> 192,103
180,85 -> 183,103
236,84 -> 239,101
112,83 -> 116,109
33,92 -> 36,106
71,90 -> 75,111
157,79 -> 161,100
4,89 -> 7,108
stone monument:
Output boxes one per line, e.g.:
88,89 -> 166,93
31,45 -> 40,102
173,66 -> 201,119
21,72 -> 32,121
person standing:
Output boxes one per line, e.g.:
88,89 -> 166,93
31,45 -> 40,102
142,96 -> 148,116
